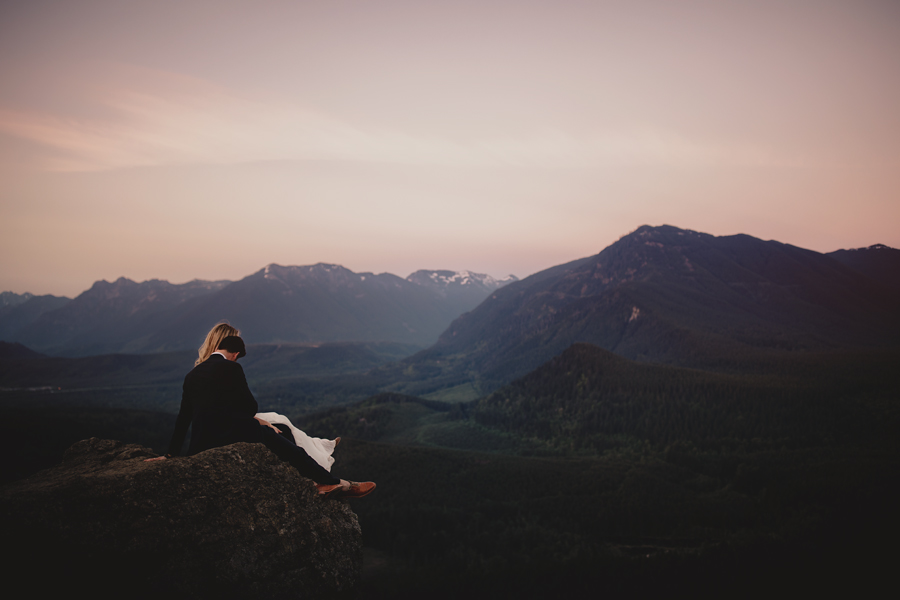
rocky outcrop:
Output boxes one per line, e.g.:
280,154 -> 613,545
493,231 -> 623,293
1,438 -> 362,599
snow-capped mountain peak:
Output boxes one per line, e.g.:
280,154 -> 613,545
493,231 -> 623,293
406,270 -> 518,296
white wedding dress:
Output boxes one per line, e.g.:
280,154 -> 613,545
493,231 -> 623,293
255,412 -> 336,472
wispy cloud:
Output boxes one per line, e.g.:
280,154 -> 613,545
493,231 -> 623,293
0,71 -> 790,172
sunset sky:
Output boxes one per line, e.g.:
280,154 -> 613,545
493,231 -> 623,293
1,0 -> 898,297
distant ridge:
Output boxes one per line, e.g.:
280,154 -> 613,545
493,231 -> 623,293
0,292 -> 36,308
2,265 -> 514,356
7,278 -> 230,356
0,293 -> 71,342
0,341 -> 46,361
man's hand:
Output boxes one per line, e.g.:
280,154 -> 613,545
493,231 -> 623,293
144,456 -> 168,462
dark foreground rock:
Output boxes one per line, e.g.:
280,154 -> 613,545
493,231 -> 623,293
1,438 -> 362,599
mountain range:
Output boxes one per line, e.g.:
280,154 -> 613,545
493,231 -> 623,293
392,225 -> 900,397
0,265 -> 516,356
1,225 -> 897,391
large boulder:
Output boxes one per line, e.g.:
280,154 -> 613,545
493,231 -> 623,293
1,438 -> 362,598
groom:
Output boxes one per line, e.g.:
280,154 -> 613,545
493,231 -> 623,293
148,335 -> 374,499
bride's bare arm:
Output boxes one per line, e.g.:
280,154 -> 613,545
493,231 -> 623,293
255,416 -> 281,432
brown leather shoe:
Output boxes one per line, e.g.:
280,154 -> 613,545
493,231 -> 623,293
315,483 -> 342,497
339,481 -> 375,498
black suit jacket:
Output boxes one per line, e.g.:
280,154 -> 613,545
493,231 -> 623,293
167,354 -> 259,455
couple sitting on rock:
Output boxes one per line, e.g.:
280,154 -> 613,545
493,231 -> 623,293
146,323 -> 374,499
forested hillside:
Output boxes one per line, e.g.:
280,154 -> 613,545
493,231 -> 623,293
472,343 -> 899,452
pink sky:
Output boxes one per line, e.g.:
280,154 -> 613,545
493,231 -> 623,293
1,0 -> 898,297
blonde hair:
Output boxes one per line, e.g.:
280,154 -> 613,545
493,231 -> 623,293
196,322 -> 240,366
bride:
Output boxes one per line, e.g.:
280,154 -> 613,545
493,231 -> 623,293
191,323 -> 338,472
